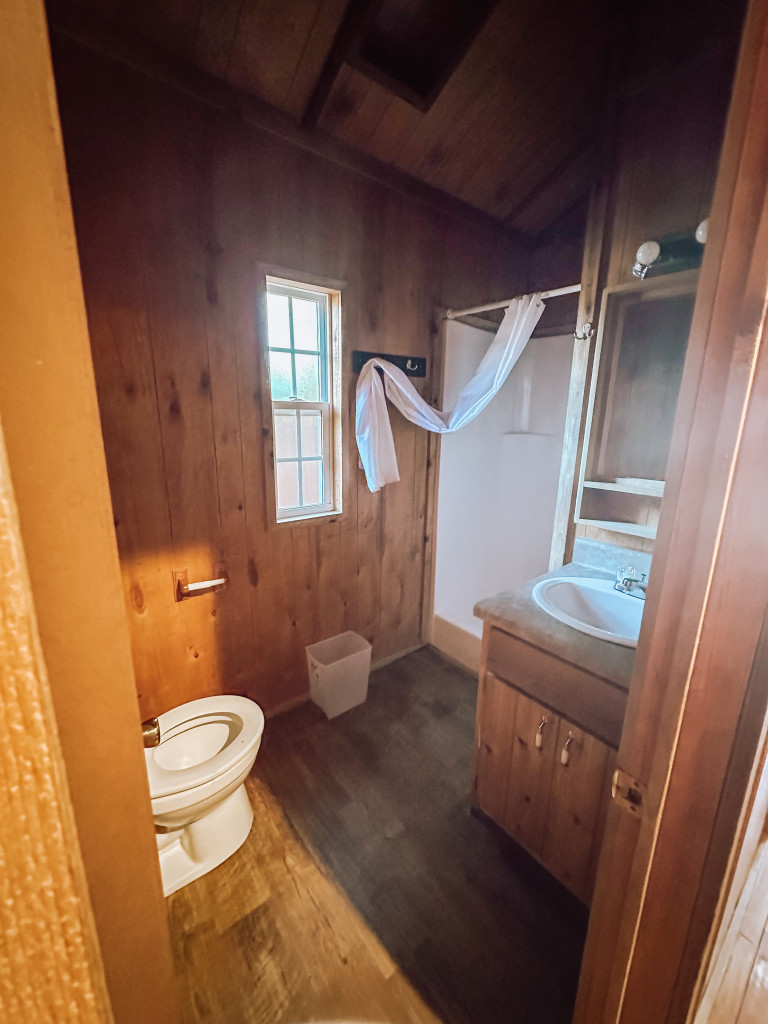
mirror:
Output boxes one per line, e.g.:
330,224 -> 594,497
575,270 -> 699,540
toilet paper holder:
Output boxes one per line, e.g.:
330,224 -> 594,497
173,568 -> 228,601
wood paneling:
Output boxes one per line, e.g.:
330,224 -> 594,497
226,0 -> 350,116
574,0 -> 768,1017
687,616 -> 768,1019
47,0 -> 527,246
52,36 -> 528,718
697,837 -> 768,1024
1,1 -> 180,1019
319,0 -> 610,229
49,0 -> 747,242
695,836 -> 768,1023
69,0 -> 351,120
605,48 -> 736,289
555,46 -> 736,562
49,0 -> 613,235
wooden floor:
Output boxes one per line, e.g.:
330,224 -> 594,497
168,774 -> 442,1023
695,839 -> 768,1023
168,647 -> 587,1023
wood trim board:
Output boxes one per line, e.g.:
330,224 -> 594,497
574,2 -> 768,1019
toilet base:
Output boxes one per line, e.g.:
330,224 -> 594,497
156,782 -> 254,897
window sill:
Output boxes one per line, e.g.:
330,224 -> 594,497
274,507 -> 346,529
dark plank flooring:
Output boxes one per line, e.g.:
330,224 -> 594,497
259,646 -> 587,1024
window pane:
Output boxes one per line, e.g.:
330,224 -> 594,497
274,410 -> 298,458
268,350 -> 293,399
267,293 -> 291,348
292,298 -> 320,352
266,280 -> 338,522
302,460 -> 323,506
295,354 -> 321,401
299,410 -> 322,457
276,461 -> 300,510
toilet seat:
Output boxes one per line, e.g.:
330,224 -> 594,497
145,695 -> 264,799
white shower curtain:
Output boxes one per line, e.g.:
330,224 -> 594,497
355,293 -> 545,492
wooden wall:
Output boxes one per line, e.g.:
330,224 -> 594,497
572,47 -> 735,557
604,49 -> 735,291
47,0 -> 611,234
52,37 -> 529,719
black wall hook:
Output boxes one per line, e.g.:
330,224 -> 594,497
352,351 -> 427,377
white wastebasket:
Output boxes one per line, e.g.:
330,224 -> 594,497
306,631 -> 372,719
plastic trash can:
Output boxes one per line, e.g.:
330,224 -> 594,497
306,631 -> 372,719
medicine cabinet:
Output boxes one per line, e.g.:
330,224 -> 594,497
575,270 -> 699,540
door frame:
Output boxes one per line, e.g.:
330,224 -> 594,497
575,0 -> 768,1019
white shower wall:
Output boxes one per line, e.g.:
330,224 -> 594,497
431,320 -> 572,671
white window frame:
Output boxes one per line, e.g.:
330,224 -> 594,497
265,276 -> 342,524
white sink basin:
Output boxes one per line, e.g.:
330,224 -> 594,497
531,576 -> 643,648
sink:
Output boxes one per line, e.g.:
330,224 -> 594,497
531,576 -> 643,648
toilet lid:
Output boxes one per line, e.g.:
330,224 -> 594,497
145,695 -> 264,799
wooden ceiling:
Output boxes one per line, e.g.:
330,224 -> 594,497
47,0 -> 743,238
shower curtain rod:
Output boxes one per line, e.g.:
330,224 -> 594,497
444,283 -> 581,320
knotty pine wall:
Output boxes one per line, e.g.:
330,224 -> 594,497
572,47 -> 735,558
53,38 -> 529,719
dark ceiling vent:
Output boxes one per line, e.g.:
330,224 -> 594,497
304,0 -> 500,128
350,0 -> 499,110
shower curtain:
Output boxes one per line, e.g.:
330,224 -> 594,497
355,293 -> 545,492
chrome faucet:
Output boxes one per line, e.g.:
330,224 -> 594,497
614,566 -> 648,600
142,717 -> 161,747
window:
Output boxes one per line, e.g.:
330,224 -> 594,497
265,277 -> 341,522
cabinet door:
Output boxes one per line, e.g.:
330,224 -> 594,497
542,718 -> 616,901
504,692 -> 559,856
473,672 -> 519,826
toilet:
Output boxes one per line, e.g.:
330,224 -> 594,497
145,695 -> 265,897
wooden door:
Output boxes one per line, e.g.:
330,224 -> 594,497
474,672 -> 519,825
542,721 -> 616,902
574,1 -> 768,1019
504,691 -> 559,855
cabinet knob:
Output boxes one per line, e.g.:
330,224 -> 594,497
561,730 -> 576,767
535,714 -> 550,749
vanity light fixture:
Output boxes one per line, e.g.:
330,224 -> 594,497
695,217 -> 710,244
632,239 -> 662,279
631,226 -> 706,279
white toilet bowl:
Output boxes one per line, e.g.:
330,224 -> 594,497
145,695 -> 265,896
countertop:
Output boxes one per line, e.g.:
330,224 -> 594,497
473,562 -> 636,691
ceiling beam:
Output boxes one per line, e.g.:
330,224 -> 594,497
302,0 -> 383,130
46,0 -> 532,248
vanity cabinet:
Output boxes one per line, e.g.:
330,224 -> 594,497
542,716 -> 616,900
473,640 -> 619,903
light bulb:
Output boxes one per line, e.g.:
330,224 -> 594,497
635,240 -> 661,266
695,218 -> 710,244
632,240 -> 661,279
